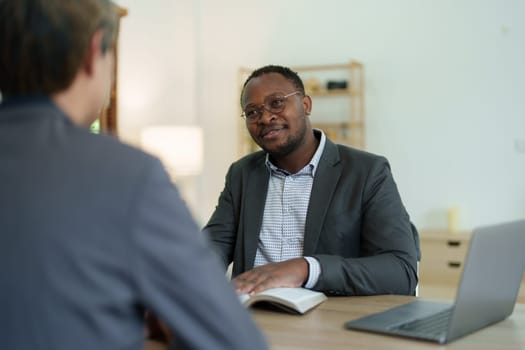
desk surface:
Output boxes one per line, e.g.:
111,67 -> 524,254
146,295 -> 525,350
251,295 -> 525,350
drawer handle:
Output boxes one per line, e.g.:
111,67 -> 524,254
448,261 -> 461,268
447,240 -> 461,247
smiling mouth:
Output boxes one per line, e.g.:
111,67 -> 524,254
260,126 -> 286,139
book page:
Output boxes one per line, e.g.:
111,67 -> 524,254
240,288 -> 326,314
257,288 -> 321,303
238,293 -> 250,304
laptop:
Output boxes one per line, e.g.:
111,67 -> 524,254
345,219 -> 525,344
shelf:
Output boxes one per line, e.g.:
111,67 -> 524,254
289,62 -> 361,71
308,88 -> 357,97
97,4 -> 127,136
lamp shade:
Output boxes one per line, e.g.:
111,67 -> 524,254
140,125 -> 203,176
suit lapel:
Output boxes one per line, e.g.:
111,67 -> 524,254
304,140 -> 341,255
243,157 -> 269,269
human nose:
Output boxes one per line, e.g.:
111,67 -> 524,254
257,106 -> 276,123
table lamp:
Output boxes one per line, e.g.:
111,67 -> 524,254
140,125 -> 204,219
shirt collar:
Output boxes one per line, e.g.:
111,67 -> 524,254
0,94 -> 52,109
265,128 -> 326,176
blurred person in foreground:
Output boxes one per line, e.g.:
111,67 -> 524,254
0,1 -> 267,349
204,65 -> 420,297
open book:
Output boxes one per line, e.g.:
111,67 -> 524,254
239,287 -> 327,315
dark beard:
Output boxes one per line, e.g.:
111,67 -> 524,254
262,119 -> 308,158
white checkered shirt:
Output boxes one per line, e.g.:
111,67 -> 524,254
254,130 -> 326,288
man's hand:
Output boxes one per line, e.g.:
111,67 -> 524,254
233,258 -> 309,295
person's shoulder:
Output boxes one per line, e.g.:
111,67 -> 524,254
77,128 -> 153,160
325,139 -> 388,166
229,150 -> 266,172
68,127 -> 162,179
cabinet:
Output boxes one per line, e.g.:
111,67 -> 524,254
418,230 -> 525,303
95,5 -> 127,136
418,230 -> 470,299
237,61 -> 365,157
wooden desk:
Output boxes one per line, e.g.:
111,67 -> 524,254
145,295 -> 525,350
251,295 -> 525,350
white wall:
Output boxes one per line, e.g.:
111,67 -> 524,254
114,0 -> 525,230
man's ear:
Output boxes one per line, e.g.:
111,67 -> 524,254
83,30 -> 105,76
303,94 -> 312,116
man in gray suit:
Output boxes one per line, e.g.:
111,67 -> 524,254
205,65 -> 420,297
0,1 -> 267,349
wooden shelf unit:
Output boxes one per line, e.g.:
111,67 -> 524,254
97,5 -> 127,136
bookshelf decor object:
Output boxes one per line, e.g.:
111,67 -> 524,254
237,61 -> 365,157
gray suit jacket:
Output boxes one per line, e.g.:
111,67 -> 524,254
0,97 -> 267,350
205,136 -> 419,296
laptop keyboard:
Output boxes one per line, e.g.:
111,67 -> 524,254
390,308 -> 452,338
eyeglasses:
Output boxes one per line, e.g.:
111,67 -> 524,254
241,91 -> 302,123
